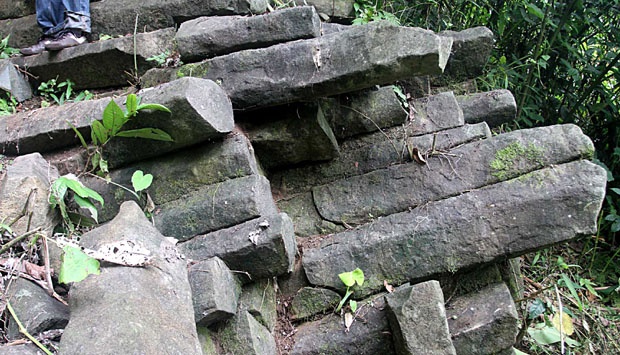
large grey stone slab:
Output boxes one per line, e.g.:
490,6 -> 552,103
242,102 -> 339,169
11,28 -> 174,90
408,91 -> 464,136
303,0 -> 354,21
177,6 -> 321,62
218,310 -> 277,355
1,78 -> 234,166
6,278 -> 69,339
238,278 -> 278,331
272,122 -> 489,196
0,59 -> 32,102
447,283 -> 519,354
0,153 -> 59,236
385,281 -> 456,355
290,287 -> 341,321
0,0 -> 35,20
276,191 -> 343,238
57,201 -> 202,354
83,133 -> 259,221
0,0 -> 267,48
189,257 -> 241,327
144,21 -> 452,109
155,174 -> 278,240
457,89 -> 517,128
179,213 -> 296,282
437,26 -> 494,83
313,124 -> 595,225
0,344 -> 44,355
291,296 -> 395,355
321,85 -> 407,139
303,159 -> 606,297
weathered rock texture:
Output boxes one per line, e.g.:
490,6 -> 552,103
57,201 -> 202,354
0,59 -> 32,101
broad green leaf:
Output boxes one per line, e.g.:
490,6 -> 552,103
352,268 -> 364,286
54,176 -> 104,206
551,312 -> 574,336
560,274 -> 583,310
59,245 -> 100,284
350,300 -> 358,313
136,103 -> 171,113
132,170 -> 153,192
115,128 -> 174,142
74,195 -> 99,223
125,94 -> 138,116
102,99 -> 126,134
528,298 -> 546,319
612,188 -> 620,195
527,324 -> 580,347
91,120 -> 109,145
339,271 -> 355,287
526,3 -> 544,20
49,178 -> 69,207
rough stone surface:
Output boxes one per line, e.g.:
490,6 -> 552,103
189,257 -> 241,326
303,160 -> 606,296
1,77 -> 234,163
0,0 -> 268,48
446,283 -> 519,355
6,278 -> 69,340
408,91 -> 464,136
83,133 -> 259,221
292,296 -> 395,355
0,59 -> 32,102
272,122 -> 490,196
144,21 -> 452,109
0,0 -> 35,20
57,201 -> 202,354
243,103 -> 339,169
0,153 -> 59,236
457,89 -> 517,127
179,213 -> 296,281
321,86 -> 407,139
304,0 -> 354,20
0,344 -> 44,355
238,278 -> 278,331
437,26 -> 494,83
313,124 -> 596,225
218,310 -> 277,355
385,281 -> 456,355
11,28 -> 174,90
177,6 -> 321,61
290,287 -> 341,321
155,174 -> 278,240
276,192 -> 343,238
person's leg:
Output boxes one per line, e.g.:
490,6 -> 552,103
45,0 -> 91,51
20,0 -> 64,55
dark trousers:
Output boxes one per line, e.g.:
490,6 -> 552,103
36,0 -> 90,37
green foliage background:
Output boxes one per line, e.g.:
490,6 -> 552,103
377,0 -> 619,245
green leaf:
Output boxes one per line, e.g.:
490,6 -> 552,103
136,103 -> 171,113
528,298 -> 546,319
59,245 -> 100,284
54,176 -> 104,206
115,128 -> 174,142
74,194 -> 99,223
126,94 -> 138,116
352,268 -> 364,286
339,271 -> 356,287
91,120 -> 109,145
526,3 -> 544,20
527,324 -> 580,347
131,170 -> 153,193
611,188 -> 620,195
67,120 -> 88,148
350,300 -> 358,313
560,274 -> 583,310
102,99 -> 126,135
336,289 -> 353,313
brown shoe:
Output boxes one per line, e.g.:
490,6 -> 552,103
45,32 -> 86,51
20,37 -> 53,56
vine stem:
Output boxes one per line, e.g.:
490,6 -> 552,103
5,301 -> 53,355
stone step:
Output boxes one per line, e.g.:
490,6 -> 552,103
313,124 -> 595,225
11,28 -> 173,90
1,77 -> 234,169
303,159 -> 606,297
0,0 -> 267,49
179,213 -> 297,282
177,6 -> 321,62
436,26 -> 495,84
143,21 -> 453,109
457,89 -> 517,128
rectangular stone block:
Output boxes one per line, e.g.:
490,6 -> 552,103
436,26 -> 494,83
276,192 -> 343,238
179,213 -> 297,282
0,59 -> 32,102
447,283 -> 519,354
457,89 -> 517,128
303,160 -> 606,297
155,175 -> 278,241
303,0 -> 354,20
177,6 -> 321,61
238,279 -> 278,332
313,124 -> 595,225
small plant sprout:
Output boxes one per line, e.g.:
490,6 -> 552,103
49,174 -> 104,231
335,267 -> 365,313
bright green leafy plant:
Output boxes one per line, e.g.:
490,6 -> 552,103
0,93 -> 17,116
49,174 -> 104,231
0,35 -> 19,59
38,78 -> 93,106
335,268 -> 365,313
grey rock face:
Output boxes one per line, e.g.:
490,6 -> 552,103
189,257 -> 241,326
313,124 -> 595,225
6,278 -> 69,340
290,287 -> 341,321
409,91 -> 464,136
177,6 -> 321,62
155,174 -> 278,240
304,0 -> 355,20
218,310 -> 277,355
0,153 -> 59,236
0,0 -> 35,20
457,89 -> 517,127
437,26 -> 495,82
1,77 -> 234,165
11,28 -> 174,90
179,213 -> 296,282
57,201 -> 202,354
0,59 -> 32,102
276,191 -> 343,238
385,281 -> 456,355
303,160 -> 606,296
447,283 -> 519,355
238,278 -> 278,331
243,103 -> 339,169
292,296 -> 395,355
